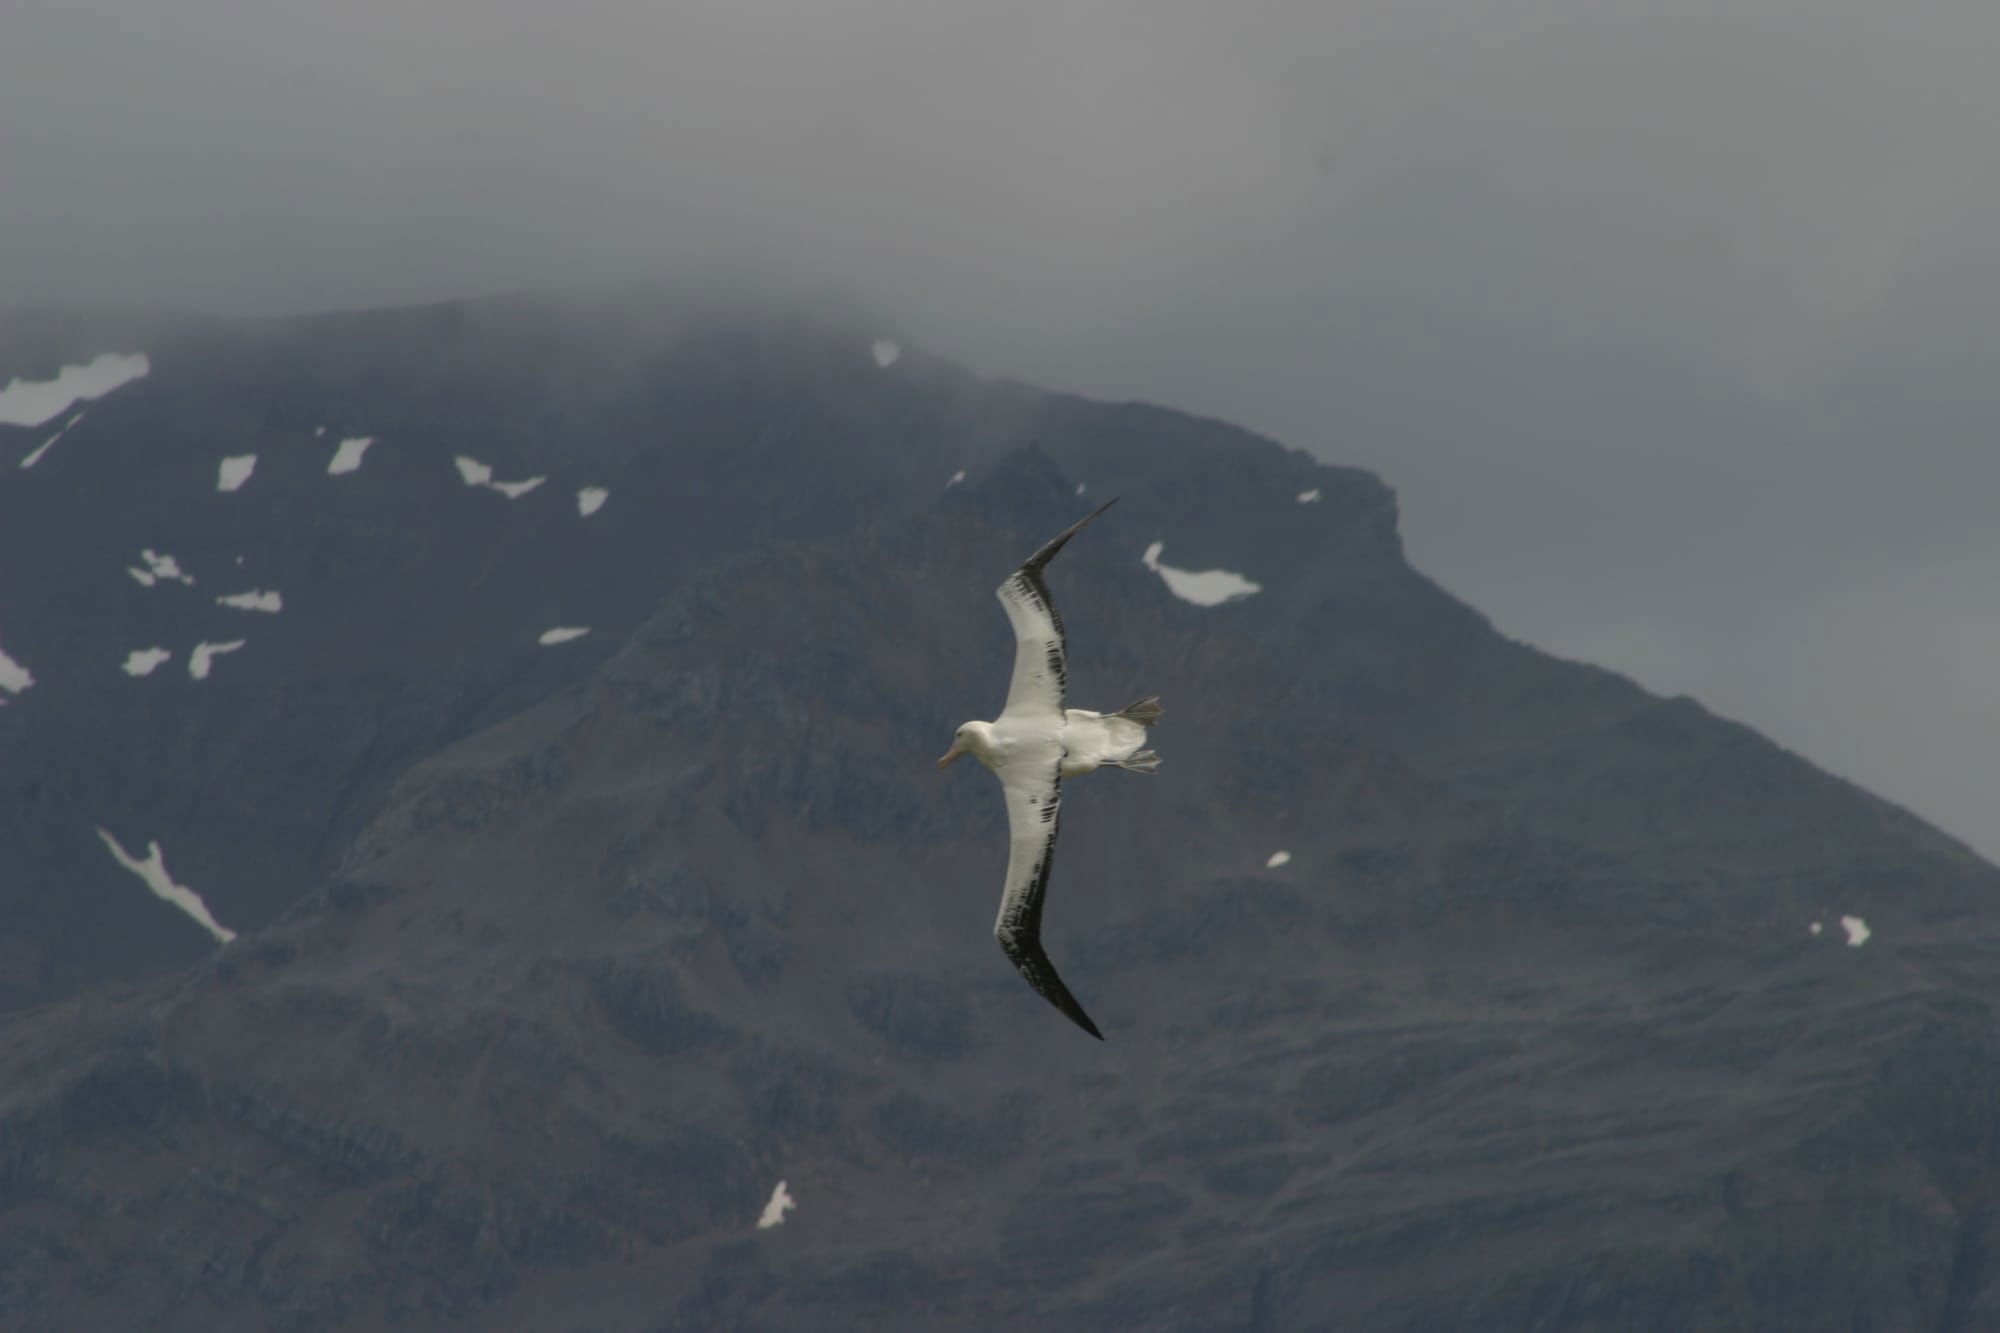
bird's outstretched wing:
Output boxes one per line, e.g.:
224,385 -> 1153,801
993,749 -> 1103,1039
994,499 -> 1117,724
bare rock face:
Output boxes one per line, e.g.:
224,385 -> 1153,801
4,292 -> 2000,1331
0,294 -> 1060,1004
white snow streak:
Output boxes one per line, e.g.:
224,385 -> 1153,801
327,436 -> 375,474
1840,915 -> 1872,948
217,455 -> 257,492
1265,850 -> 1292,869
1141,542 -> 1263,606
757,1181 -> 796,1229
19,410 -> 86,468
188,640 -> 246,679
122,648 -> 172,677
1297,488 -> 1321,504
0,353 -> 149,427
216,589 -> 282,613
538,627 -> 590,646
314,425 -> 327,437
94,829 -> 236,945
488,476 -> 545,499
0,643 -> 33,696
945,470 -> 966,488
1076,482 -> 1087,496
1809,920 -> 1824,937
576,486 -> 609,517
20,433 -> 64,470
871,339 -> 901,368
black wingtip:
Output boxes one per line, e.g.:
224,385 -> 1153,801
998,931 -> 1107,1040
1047,988 -> 1106,1041
1021,497 -> 1120,574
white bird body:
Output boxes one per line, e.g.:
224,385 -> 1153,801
949,710 -> 1148,779
1057,709 -> 1154,778
938,499 -> 1163,1040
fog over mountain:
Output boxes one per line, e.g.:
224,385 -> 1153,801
7,3 -> 2000,854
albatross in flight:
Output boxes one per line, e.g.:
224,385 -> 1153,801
938,499 -> 1163,1039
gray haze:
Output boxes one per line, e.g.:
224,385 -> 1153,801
6,1 -> 1999,855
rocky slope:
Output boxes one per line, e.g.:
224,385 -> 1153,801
3,293 -> 1999,1330
0,291 -> 1046,1004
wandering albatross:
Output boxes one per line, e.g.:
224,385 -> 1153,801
938,499 -> 1163,1039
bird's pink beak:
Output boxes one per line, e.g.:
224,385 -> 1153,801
937,743 -> 965,770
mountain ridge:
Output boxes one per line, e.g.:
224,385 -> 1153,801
2,291 -> 1998,1329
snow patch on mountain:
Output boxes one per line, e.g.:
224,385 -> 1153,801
122,648 -> 172,677
757,1181 -> 796,1229
1266,850 -> 1292,869
455,455 -> 544,499
216,589 -> 282,613
327,436 -> 375,475
217,455 -> 257,492
1142,542 -> 1263,606
0,353 -> 149,427
871,339 -> 901,368
1297,488 -> 1321,504
1841,915 -> 1872,948
128,549 -> 196,588
20,432 -> 64,470
94,829 -> 236,945
19,410 -> 86,468
188,640 -> 246,679
538,627 -> 590,646
0,643 -> 33,696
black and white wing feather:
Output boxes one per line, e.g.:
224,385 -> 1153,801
992,749 -> 1102,1040
995,499 -> 1117,724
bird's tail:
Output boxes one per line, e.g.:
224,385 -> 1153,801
1111,696 -> 1164,727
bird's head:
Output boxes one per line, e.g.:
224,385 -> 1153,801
938,721 -> 995,771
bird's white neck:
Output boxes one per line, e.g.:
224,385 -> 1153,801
961,721 -> 1001,768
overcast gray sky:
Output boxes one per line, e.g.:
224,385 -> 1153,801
6,1 -> 1999,855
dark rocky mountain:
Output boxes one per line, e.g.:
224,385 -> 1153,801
3,291 -> 1999,1330
0,291 -> 1044,1005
